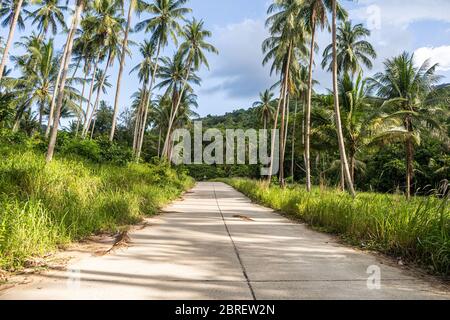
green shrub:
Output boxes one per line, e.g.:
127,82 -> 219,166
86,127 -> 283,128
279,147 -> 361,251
60,138 -> 101,162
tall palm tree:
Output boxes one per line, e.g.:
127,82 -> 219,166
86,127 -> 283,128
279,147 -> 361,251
161,18 -> 218,159
322,20 -> 376,76
134,0 -> 192,159
13,38 -> 57,129
46,0 -> 85,163
156,52 -> 200,158
27,0 -> 68,37
301,0 -> 344,191
369,52 -> 444,199
0,0 -> 27,85
81,0 -> 124,138
253,90 -> 275,130
263,0 -> 307,186
83,68 -> 111,137
339,72 -> 372,183
331,0 -> 355,196
109,0 -> 146,141
129,40 -> 156,153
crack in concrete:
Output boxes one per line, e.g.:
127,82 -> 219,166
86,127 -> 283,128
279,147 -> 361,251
212,184 -> 257,300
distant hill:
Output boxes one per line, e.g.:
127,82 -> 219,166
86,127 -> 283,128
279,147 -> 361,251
198,107 -> 259,130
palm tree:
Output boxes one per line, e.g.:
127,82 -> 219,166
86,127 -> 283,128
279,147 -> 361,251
253,90 -> 275,130
109,0 -> 146,141
83,69 -> 111,137
129,40 -> 156,153
161,18 -> 218,159
134,0 -> 192,159
322,20 -> 376,76
331,0 -> 356,196
339,72 -> 372,183
369,52 -> 444,199
156,52 -> 200,158
80,0 -> 124,138
263,0 -> 307,186
0,0 -> 27,85
46,0 -> 85,163
13,38 -> 57,129
301,0 -> 342,191
27,0 -> 68,37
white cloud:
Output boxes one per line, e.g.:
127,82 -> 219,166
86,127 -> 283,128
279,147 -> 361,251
196,19 -> 277,115
414,46 -> 450,71
351,0 -> 450,28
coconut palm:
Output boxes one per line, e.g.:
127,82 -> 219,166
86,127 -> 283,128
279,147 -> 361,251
0,0 -> 27,85
13,38 -> 57,129
253,90 -> 276,130
161,18 -> 217,159
369,52 -> 445,199
156,52 -> 200,158
263,0 -> 308,186
130,40 -> 157,153
301,0 -> 346,191
134,0 -> 192,159
83,68 -> 111,137
338,72 -> 373,183
80,0 -> 124,138
26,0 -> 68,37
330,0 -> 356,196
46,0 -> 85,163
109,0 -> 146,141
322,20 -> 376,76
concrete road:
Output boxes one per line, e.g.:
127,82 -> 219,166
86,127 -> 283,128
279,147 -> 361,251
1,182 -> 448,300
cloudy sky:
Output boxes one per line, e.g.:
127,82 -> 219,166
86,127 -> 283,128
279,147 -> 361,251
2,0 -> 450,119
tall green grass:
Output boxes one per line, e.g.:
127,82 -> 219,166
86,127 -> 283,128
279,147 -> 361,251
221,178 -> 450,276
0,151 -> 194,270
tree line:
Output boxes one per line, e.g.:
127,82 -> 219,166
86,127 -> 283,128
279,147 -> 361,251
254,0 -> 449,199
0,0 -> 217,162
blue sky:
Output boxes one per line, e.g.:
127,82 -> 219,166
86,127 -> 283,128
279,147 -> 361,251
2,0 -> 450,121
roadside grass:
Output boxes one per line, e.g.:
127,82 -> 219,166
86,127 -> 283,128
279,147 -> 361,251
0,150 -> 194,270
219,178 -> 450,276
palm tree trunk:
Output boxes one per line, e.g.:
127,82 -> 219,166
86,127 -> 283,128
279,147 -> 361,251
75,116 -> 81,136
332,0 -> 356,197
267,86 -> 284,183
84,56 -> 111,139
90,116 -> 96,139
157,127 -> 162,158
135,88 -> 148,158
136,38 -> 162,160
78,66 -> 88,126
0,0 -> 24,85
305,24 -> 316,192
405,116 -> 414,199
82,55 -> 100,136
290,99 -> 298,179
110,0 -> 134,142
45,14 -> 74,139
46,0 -> 84,163
161,57 -> 193,159
279,46 -> 292,187
133,80 -> 148,153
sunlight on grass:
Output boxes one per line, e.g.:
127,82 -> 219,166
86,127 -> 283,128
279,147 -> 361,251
220,178 -> 450,276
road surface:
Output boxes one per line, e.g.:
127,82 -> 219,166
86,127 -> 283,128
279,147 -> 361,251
1,182 -> 448,300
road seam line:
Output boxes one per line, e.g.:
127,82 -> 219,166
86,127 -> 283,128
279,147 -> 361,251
212,183 -> 257,300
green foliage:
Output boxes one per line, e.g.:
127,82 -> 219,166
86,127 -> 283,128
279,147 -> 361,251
0,149 -> 194,270
61,138 -> 101,162
221,178 -> 450,276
